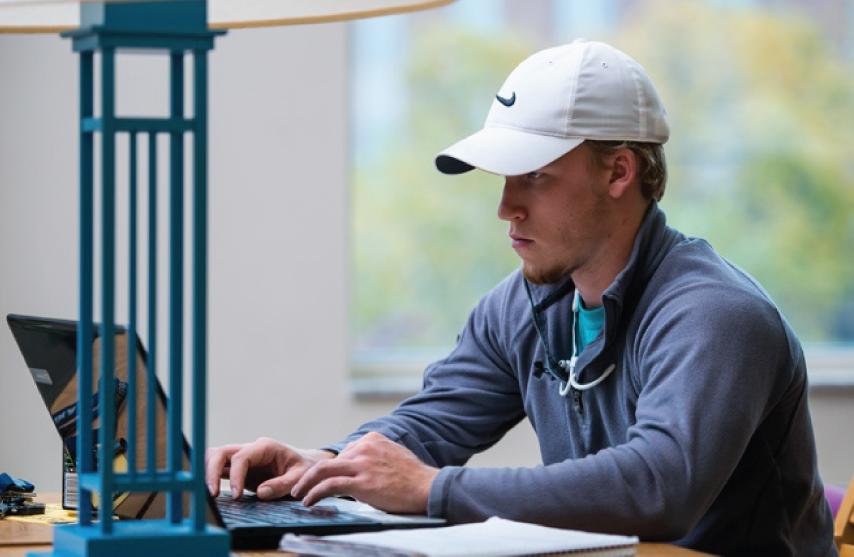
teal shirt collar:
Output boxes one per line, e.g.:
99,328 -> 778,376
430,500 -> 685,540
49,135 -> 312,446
575,291 -> 605,354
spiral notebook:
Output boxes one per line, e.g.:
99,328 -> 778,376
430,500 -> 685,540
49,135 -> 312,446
278,516 -> 637,556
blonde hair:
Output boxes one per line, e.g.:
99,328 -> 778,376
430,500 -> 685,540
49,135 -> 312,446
585,140 -> 668,201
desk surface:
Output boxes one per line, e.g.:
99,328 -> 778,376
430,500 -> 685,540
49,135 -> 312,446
0,494 -> 711,556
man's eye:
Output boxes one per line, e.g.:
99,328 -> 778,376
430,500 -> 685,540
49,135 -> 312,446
526,171 -> 544,181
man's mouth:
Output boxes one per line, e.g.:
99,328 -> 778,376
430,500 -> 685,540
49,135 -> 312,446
509,233 -> 533,249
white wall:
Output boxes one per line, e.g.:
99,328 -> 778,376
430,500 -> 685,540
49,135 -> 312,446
0,25 -> 850,497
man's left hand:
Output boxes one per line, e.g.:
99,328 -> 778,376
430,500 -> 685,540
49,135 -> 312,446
290,431 -> 438,514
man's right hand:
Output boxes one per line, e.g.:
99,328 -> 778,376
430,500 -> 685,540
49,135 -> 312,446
205,437 -> 335,500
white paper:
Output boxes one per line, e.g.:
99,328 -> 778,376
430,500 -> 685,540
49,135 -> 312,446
296,517 -> 638,557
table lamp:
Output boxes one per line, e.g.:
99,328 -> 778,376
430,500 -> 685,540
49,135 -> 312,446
0,1 -> 453,556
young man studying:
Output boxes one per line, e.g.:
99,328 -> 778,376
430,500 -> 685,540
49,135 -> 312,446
206,40 -> 836,556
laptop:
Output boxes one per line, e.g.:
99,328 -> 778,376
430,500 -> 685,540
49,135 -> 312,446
7,314 -> 445,549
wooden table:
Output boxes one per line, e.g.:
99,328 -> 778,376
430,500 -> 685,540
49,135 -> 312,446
0,494 -> 712,556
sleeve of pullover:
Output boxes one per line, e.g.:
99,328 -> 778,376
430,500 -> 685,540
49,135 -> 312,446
323,287 -> 527,471
426,287 -> 795,540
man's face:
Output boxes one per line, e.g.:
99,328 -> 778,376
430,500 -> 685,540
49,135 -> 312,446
498,145 -> 612,284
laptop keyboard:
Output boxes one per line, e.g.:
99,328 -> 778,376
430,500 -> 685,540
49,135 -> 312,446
216,495 -> 374,526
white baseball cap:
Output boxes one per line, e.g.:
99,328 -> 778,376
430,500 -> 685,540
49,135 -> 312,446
435,39 -> 669,176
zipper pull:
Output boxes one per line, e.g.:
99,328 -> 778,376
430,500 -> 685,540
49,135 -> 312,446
572,389 -> 584,414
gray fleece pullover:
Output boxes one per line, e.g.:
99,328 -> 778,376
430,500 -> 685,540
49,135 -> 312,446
328,203 -> 835,556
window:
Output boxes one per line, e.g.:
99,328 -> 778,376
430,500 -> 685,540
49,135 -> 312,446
350,0 -> 854,395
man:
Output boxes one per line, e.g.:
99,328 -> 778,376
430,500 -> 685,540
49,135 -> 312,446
206,40 -> 835,555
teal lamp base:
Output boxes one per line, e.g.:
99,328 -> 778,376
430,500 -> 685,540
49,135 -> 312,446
28,520 -> 230,557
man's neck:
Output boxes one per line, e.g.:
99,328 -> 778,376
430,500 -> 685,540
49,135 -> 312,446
573,204 -> 648,308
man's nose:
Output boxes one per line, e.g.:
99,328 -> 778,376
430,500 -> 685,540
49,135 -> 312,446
497,177 -> 526,222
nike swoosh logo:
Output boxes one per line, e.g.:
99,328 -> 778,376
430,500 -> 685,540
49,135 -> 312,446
496,92 -> 516,107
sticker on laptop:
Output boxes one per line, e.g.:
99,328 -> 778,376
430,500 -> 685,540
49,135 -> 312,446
30,367 -> 53,385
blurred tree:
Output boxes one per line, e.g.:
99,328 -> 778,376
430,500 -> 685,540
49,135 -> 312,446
618,0 -> 854,340
352,27 -> 527,352
352,0 -> 854,358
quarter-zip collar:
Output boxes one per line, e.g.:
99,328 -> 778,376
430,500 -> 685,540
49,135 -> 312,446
583,201 -> 681,371
527,201 -> 681,380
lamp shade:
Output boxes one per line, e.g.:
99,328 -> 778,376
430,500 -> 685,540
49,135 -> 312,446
0,0 -> 455,33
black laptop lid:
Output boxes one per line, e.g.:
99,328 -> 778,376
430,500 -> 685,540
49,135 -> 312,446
7,314 -> 220,525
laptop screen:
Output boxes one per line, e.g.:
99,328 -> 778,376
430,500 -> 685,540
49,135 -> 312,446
7,314 -> 214,522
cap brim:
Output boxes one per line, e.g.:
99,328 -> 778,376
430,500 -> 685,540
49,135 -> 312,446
435,126 -> 584,176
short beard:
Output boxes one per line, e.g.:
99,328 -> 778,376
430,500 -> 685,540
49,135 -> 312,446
522,261 -> 572,285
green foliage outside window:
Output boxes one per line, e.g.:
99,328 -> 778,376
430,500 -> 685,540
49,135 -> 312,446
351,1 -> 854,374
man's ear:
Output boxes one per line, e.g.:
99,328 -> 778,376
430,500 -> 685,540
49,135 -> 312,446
607,148 -> 638,199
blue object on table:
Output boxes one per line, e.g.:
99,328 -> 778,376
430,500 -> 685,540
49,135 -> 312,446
0,473 -> 34,494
